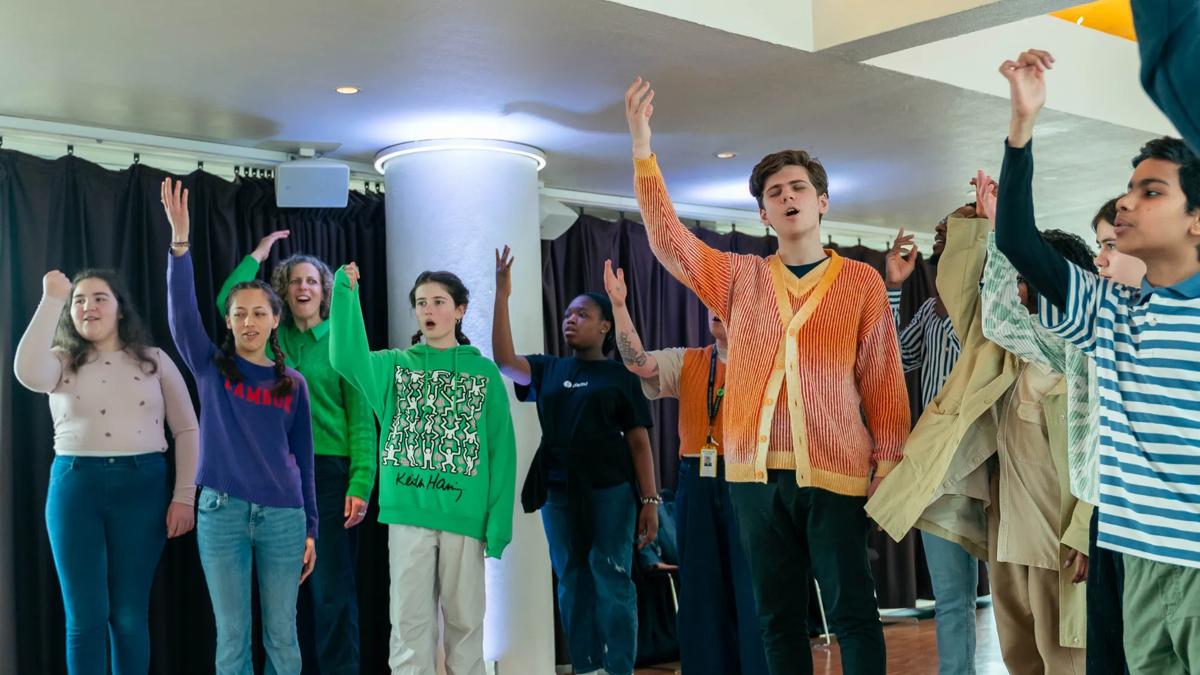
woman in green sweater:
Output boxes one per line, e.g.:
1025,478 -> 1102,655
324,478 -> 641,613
215,231 -> 376,674
329,261 -> 516,675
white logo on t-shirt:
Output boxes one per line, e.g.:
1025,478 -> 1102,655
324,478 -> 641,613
562,380 -> 590,389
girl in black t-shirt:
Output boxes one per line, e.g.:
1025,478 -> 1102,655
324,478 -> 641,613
492,246 -> 657,675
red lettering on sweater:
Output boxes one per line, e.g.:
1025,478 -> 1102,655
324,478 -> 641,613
222,378 -> 291,414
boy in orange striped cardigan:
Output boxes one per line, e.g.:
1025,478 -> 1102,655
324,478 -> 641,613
625,78 -> 909,675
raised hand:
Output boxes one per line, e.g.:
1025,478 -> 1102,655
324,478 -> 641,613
999,49 -> 1054,145
160,178 -> 191,253
884,228 -> 919,289
972,170 -> 998,223
495,246 -> 514,300
251,230 -> 290,263
43,270 -> 72,301
603,259 -> 628,307
343,262 -> 361,291
625,77 -> 655,160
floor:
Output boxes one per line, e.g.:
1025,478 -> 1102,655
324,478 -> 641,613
635,606 -> 1007,675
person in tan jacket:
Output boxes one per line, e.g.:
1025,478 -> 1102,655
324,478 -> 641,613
867,196 -> 1091,673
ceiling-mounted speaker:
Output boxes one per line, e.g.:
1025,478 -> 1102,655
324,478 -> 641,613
275,158 -> 349,208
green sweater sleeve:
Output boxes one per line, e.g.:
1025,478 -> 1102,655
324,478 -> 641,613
216,255 -> 262,313
483,369 -> 517,559
328,266 -> 391,420
342,375 -> 378,501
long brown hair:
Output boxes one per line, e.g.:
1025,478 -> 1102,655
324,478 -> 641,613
53,269 -> 159,374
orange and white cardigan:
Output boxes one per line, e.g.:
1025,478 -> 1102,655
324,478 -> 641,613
634,155 -> 910,496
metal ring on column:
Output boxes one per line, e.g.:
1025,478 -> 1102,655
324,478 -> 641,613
374,139 -> 547,174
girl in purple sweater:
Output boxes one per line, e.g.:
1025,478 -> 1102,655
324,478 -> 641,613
161,177 -> 317,674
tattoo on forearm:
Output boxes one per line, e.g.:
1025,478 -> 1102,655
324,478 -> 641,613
617,332 -> 647,367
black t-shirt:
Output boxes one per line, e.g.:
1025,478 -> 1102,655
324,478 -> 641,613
517,355 -> 654,487
787,258 -> 827,278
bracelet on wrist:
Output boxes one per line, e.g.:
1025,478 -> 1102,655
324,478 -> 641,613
640,495 -> 662,506
171,240 -> 190,249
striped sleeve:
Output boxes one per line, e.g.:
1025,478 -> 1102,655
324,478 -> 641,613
856,275 -> 910,477
890,289 -> 928,374
1038,262 -> 1108,356
981,234 -> 1067,372
634,155 -> 734,321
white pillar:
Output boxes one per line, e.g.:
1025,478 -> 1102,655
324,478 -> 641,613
375,139 -> 555,675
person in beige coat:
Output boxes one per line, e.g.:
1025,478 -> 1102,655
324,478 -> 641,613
868,211 -> 1091,673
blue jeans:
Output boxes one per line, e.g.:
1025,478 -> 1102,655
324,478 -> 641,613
542,484 -> 638,675
45,453 -> 169,675
676,457 -> 769,675
298,457 -> 360,675
922,531 -> 979,675
197,487 -> 306,675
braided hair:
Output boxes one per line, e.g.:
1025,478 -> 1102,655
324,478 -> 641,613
408,271 -> 471,346
215,280 -> 294,397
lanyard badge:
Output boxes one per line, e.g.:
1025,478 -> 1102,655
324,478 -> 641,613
700,348 -> 723,478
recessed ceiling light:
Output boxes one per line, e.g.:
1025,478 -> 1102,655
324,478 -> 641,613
715,151 -> 737,159
336,86 -> 360,95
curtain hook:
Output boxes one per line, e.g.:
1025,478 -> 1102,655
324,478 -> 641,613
67,144 -> 74,156
197,160 -> 204,170
133,152 -> 140,165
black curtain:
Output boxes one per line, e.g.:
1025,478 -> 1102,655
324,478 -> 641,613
0,149 -> 394,674
537,214 -> 984,610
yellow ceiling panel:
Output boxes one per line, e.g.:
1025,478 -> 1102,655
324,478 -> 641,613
1050,0 -> 1135,41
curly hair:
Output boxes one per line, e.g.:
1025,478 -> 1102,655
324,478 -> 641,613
269,254 -> 334,324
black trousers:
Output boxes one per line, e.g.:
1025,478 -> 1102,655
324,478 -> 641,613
729,472 -> 885,675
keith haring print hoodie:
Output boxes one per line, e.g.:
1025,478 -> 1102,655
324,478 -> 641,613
328,268 -> 516,558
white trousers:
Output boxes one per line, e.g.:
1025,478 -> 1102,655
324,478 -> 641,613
388,524 -> 486,675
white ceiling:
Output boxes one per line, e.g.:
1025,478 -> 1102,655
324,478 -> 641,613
0,0 -> 1166,238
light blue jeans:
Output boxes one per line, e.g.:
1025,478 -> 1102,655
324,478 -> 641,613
923,531 -> 979,675
197,487 -> 306,675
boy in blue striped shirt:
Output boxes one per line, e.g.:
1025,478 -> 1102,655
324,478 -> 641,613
995,48 -> 1200,673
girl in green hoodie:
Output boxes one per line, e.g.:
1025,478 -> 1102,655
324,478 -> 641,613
328,262 -> 516,675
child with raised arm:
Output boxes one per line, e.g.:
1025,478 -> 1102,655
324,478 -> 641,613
995,49 -> 1200,673
15,267 -> 199,675
329,261 -> 515,675
162,178 -> 317,674
625,78 -> 909,675
216,231 -> 376,673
